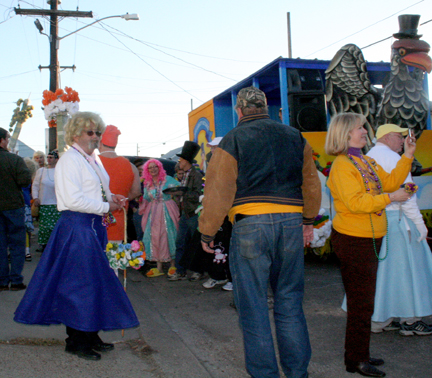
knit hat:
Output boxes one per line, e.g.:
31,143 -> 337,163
376,124 -> 409,139
101,125 -> 121,148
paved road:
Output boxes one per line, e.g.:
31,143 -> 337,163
1,241 -> 431,378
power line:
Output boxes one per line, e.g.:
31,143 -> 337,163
304,0 -> 425,58
101,23 -> 236,82
0,69 -> 39,80
362,17 -> 432,50
98,22 -> 204,102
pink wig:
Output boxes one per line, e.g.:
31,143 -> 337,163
142,159 -> 166,187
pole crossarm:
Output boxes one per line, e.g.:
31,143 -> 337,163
14,8 -> 93,18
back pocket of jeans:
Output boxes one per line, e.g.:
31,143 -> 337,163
234,225 -> 262,259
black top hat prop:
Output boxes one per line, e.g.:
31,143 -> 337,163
393,14 -> 422,40
176,141 -> 201,163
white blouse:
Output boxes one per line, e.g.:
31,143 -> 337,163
55,145 -> 111,216
32,168 -> 57,205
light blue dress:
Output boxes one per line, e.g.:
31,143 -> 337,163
371,210 -> 432,322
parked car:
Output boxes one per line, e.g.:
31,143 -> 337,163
124,156 -> 177,177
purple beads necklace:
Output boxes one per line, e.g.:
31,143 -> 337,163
347,153 -> 389,261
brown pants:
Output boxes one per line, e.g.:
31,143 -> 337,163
331,229 -> 383,366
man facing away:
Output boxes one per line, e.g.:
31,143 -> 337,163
0,127 -> 31,291
199,86 -> 321,378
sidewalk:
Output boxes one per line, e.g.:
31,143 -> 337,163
1,241 -> 431,377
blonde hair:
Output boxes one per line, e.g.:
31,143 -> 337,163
64,112 -> 106,146
24,157 -> 39,180
33,150 -> 45,159
325,113 -> 367,156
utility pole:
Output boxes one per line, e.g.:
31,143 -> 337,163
14,2 -> 93,151
287,12 -> 292,58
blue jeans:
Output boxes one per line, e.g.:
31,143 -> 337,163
174,214 -> 198,274
230,213 -> 310,378
0,207 -> 26,286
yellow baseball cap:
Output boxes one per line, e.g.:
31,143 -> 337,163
376,124 -> 409,139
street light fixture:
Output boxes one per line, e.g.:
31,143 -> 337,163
34,18 -> 50,39
59,13 -> 139,41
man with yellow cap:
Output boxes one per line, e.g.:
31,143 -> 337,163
367,124 -> 432,336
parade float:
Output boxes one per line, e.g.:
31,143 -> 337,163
187,14 -> 432,256
42,86 -> 80,153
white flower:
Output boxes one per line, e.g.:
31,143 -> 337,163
310,221 -> 332,248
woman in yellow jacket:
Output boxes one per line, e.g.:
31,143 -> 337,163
325,113 -> 416,378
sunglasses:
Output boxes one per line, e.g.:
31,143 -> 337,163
86,130 -> 102,137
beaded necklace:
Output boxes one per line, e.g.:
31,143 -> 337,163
71,146 -> 115,228
147,180 -> 163,202
347,153 -> 389,261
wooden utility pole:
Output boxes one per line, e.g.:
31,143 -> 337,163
14,2 -> 93,151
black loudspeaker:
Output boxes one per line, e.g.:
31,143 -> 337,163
288,93 -> 327,132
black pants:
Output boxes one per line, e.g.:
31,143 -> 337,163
331,229 -> 382,365
66,326 -> 101,350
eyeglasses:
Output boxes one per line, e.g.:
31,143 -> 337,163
86,130 -> 102,137
148,166 -> 159,170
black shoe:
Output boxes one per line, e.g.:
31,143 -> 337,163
65,345 -> 101,361
0,285 -> 9,292
92,342 -> 114,352
10,283 -> 27,291
25,254 -> 32,262
369,358 -> 384,366
346,362 -> 386,377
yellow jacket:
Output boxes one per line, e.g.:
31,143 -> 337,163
327,154 -> 413,238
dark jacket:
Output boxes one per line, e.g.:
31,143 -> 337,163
199,113 -> 321,239
0,147 -> 32,211
182,166 -> 203,217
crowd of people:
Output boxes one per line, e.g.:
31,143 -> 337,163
1,85 -> 432,377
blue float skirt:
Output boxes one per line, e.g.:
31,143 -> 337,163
14,211 -> 139,332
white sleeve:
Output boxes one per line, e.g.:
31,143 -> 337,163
401,195 -> 428,242
31,168 -> 43,198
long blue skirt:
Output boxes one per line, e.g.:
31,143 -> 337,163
14,211 -> 139,332
372,210 -> 432,322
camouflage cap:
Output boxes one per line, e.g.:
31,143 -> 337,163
236,86 -> 267,109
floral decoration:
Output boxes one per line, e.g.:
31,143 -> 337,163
403,182 -> 418,195
312,152 -> 332,177
309,209 -> 332,249
42,87 -> 80,127
9,98 -> 33,132
106,240 -> 146,270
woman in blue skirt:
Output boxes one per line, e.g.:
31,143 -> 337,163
14,112 -> 139,361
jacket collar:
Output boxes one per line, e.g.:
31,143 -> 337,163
237,113 -> 270,126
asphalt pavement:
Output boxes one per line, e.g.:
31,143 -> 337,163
1,236 -> 431,378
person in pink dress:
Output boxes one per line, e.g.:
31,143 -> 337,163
139,159 -> 180,277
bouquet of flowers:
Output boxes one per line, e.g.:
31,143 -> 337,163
42,87 -> 80,127
106,240 -> 146,270
402,182 -> 418,194
310,209 -> 332,249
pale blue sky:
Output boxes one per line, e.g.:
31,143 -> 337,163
1,0 -> 431,157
